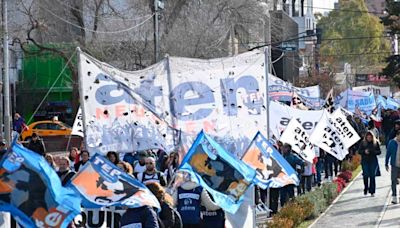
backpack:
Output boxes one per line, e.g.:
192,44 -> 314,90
159,202 -> 183,228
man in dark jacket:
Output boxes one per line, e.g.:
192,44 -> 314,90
386,120 -> 400,147
120,206 -> 159,228
27,133 -> 45,156
280,143 -> 304,206
56,157 -> 76,186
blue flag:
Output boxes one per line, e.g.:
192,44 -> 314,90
68,154 -> 160,210
0,143 -> 81,228
242,132 -> 299,189
179,131 -> 256,214
376,95 -> 387,109
386,97 -> 400,110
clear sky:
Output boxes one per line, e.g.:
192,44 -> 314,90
313,0 -> 338,15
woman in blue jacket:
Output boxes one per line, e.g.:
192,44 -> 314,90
386,130 -> 400,204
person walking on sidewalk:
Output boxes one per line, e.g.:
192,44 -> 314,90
386,130 -> 400,204
358,131 -> 381,197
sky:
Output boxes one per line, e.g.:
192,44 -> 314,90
313,0 -> 338,15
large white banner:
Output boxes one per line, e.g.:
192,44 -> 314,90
279,118 -> 315,163
353,85 -> 391,97
310,111 -> 348,160
79,50 -> 267,154
268,74 -> 320,101
269,101 -> 324,138
330,109 -> 361,148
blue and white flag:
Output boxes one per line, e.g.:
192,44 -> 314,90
68,154 -> 160,210
242,132 -> 299,189
347,90 -> 376,115
386,97 -> 400,110
376,95 -> 387,109
0,143 -> 81,228
179,131 -> 256,214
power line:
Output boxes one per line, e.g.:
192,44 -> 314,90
52,0 -> 152,21
39,4 -> 154,34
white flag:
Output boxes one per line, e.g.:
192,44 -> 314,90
71,107 -> 84,137
323,89 -> 335,113
310,111 -> 348,160
280,118 -> 315,163
330,109 -> 361,149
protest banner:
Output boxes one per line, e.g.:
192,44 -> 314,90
71,107 -> 84,137
78,50 -> 267,155
68,154 -> 160,210
330,109 -> 361,149
346,90 -> 377,115
269,101 -> 324,138
353,85 -> 391,97
242,132 -> 299,188
179,131 -> 256,214
279,119 -> 315,163
310,111 -> 349,160
0,144 -> 81,227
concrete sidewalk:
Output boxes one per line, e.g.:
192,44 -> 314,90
311,153 -> 395,228
377,183 -> 400,227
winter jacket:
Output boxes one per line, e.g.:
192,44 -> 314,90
386,139 -> 399,167
27,139 -> 45,156
57,170 -> 76,186
120,206 -> 159,228
358,141 -> 381,162
172,181 -> 220,211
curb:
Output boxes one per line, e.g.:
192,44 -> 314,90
375,188 -> 392,228
309,170 -> 363,228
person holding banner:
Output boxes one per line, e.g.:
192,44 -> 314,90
358,131 -> 381,196
280,144 -> 304,206
120,205 -> 160,228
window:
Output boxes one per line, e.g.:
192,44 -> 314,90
48,123 -> 62,130
33,123 -> 48,129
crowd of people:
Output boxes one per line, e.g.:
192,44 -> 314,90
4,108 -> 400,227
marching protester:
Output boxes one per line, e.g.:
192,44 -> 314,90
117,161 -> 134,176
200,193 -> 225,228
386,130 -> 400,204
173,175 -> 220,228
57,157 -> 76,186
280,143 -> 304,206
27,133 -> 46,156
133,151 -> 149,175
301,161 -> 313,193
45,153 -> 57,170
74,150 -> 90,172
107,151 -> 120,165
164,152 -> 180,184
68,147 -> 79,170
358,131 -> 381,196
386,120 -> 400,147
120,205 -> 160,228
146,182 -> 183,228
137,157 -> 167,186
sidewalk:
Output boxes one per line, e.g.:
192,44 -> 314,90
311,153 -> 395,228
377,184 -> 400,227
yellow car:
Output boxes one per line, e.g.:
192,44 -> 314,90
21,120 -> 72,141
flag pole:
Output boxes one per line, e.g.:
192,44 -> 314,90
76,47 -> 88,151
264,46 -> 271,222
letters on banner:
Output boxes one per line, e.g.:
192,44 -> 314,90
353,85 -> 391,97
68,154 -> 160,210
329,109 -> 361,148
279,118 -> 315,163
79,50 -> 267,155
269,101 -> 324,138
310,111 -> 348,160
346,89 -> 377,115
268,74 -> 320,102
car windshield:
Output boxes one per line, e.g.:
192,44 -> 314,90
59,122 -> 71,128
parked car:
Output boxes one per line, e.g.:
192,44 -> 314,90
21,120 -> 72,141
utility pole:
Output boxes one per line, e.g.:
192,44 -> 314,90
3,0 -> 10,144
153,0 -> 164,63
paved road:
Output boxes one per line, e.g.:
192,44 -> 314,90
311,152 -> 399,228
